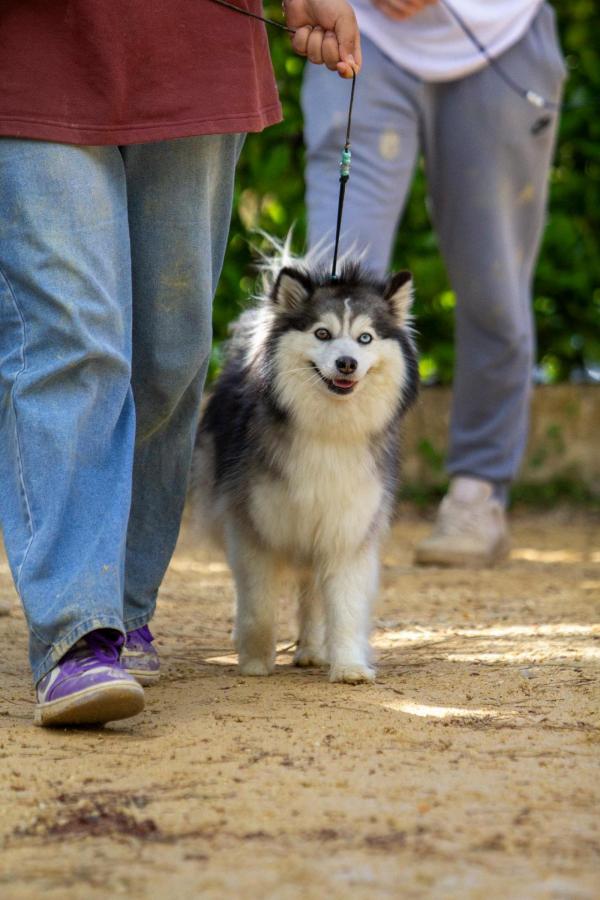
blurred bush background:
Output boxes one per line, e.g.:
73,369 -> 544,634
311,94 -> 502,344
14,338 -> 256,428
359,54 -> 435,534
212,0 -> 599,385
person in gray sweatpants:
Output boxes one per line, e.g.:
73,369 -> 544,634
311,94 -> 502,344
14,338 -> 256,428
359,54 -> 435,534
301,1 -> 566,566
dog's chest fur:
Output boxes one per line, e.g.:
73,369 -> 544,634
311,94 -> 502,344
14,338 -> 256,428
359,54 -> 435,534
248,432 -> 384,561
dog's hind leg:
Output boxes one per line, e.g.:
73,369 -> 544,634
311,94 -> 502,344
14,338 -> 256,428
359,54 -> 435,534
226,526 -> 282,676
294,575 -> 328,668
322,543 -> 379,684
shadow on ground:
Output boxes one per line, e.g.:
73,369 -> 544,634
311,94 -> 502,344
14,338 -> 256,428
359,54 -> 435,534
0,507 -> 598,899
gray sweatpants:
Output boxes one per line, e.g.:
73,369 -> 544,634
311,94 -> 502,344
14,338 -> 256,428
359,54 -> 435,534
302,3 -> 566,489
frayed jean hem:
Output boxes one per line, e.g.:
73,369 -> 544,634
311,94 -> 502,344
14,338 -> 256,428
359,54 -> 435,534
31,615 -> 125,686
122,607 -> 157,634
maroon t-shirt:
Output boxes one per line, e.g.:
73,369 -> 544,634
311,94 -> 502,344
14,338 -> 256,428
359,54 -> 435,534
0,0 -> 282,145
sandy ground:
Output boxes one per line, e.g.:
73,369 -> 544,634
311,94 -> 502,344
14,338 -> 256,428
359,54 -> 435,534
0,507 -> 599,899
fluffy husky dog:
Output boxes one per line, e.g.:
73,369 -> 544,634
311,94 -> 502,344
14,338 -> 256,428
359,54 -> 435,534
190,249 -> 418,684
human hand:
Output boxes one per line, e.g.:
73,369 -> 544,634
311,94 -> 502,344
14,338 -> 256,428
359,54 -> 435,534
370,0 -> 437,21
283,0 -> 361,78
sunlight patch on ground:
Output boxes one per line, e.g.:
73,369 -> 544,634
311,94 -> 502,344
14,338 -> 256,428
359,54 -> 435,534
205,642 -> 295,667
204,653 -> 238,665
373,622 -> 600,648
447,645 -> 600,664
511,548 -> 590,563
381,700 -> 517,720
169,558 -> 229,574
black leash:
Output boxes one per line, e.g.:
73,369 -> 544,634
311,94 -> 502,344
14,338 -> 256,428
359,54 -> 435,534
208,0 -> 295,33
439,0 -> 557,111
331,72 -> 356,279
208,0 -> 356,280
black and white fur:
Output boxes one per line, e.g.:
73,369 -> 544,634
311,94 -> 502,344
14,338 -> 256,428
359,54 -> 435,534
190,249 -> 419,683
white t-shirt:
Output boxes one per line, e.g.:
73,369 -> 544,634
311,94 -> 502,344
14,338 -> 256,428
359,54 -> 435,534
352,0 -> 543,81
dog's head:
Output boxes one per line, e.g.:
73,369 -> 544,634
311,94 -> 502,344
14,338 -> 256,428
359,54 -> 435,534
265,262 -> 419,435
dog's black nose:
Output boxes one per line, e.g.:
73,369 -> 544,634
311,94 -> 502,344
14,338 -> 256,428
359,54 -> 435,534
336,356 -> 357,374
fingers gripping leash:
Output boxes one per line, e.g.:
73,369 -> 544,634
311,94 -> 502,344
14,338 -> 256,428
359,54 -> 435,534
208,0 -> 358,280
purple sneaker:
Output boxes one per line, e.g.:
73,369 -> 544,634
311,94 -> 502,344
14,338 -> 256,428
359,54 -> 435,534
35,630 -> 144,727
120,625 -> 160,685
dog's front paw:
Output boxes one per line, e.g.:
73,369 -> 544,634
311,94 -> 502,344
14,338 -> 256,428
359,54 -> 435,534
239,658 -> 273,676
329,663 -> 375,685
294,647 -> 328,668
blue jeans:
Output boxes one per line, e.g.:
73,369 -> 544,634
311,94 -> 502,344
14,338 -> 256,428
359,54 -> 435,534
0,134 -> 244,683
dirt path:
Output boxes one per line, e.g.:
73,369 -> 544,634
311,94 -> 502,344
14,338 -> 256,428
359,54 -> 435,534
1,507 -> 599,899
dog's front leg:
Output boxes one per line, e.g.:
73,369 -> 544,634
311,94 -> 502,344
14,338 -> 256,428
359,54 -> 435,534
294,575 -> 328,668
323,543 -> 378,684
226,526 -> 281,676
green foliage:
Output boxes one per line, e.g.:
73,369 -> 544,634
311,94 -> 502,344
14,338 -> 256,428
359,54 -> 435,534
534,0 -> 600,382
212,1 -> 599,384
508,476 -> 600,509
399,477 -> 600,509
416,438 -> 445,473
526,422 -> 566,470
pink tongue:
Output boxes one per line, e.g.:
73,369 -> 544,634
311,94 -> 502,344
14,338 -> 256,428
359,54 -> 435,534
334,378 -> 353,388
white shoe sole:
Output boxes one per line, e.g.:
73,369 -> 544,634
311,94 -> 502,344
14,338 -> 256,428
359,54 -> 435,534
124,667 -> 160,686
35,680 -> 145,727
414,536 -> 511,568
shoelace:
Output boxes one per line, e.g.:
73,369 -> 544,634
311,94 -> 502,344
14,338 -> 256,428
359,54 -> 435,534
127,625 -> 154,645
66,629 -> 124,668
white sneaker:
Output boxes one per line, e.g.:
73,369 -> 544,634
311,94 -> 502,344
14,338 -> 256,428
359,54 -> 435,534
414,476 -> 510,568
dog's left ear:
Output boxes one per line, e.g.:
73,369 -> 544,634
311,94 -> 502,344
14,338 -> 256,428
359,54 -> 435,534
272,267 -> 312,312
383,270 -> 413,325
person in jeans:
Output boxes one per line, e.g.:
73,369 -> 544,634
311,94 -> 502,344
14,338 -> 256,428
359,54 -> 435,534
0,0 -> 360,726
302,0 -> 565,566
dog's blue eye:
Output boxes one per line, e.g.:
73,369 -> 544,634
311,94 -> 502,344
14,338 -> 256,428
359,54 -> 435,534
314,328 -> 331,341
358,333 -> 373,345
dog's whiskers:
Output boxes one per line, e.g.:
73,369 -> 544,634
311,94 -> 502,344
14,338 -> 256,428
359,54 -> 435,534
277,366 -> 315,376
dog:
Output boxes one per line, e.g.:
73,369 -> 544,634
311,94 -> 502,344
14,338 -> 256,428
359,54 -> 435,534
189,245 -> 419,683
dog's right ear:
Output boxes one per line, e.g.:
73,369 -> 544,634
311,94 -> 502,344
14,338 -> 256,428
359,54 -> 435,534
272,267 -> 312,312
383,270 -> 413,325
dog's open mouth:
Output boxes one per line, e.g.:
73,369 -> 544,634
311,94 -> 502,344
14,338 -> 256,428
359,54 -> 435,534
312,365 -> 358,395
